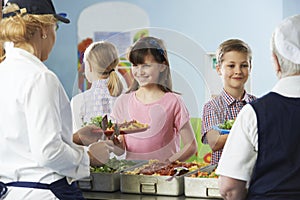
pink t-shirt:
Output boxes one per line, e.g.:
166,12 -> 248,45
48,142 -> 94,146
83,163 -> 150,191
111,92 -> 190,161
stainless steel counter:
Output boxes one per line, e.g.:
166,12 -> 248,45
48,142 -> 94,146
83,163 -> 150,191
83,191 -> 222,200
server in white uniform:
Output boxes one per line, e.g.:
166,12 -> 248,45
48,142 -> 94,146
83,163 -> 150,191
0,0 -> 110,199
217,14 -> 300,200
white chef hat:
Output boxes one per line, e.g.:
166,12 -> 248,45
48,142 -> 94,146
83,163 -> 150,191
274,14 -> 300,64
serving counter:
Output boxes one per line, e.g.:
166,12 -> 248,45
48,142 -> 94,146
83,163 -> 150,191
83,191 -> 222,200
81,160 -> 222,200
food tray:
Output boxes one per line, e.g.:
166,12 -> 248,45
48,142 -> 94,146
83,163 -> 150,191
121,172 -> 184,196
77,160 -> 147,192
213,125 -> 230,134
78,172 -> 120,192
120,161 -> 202,196
184,165 -> 222,198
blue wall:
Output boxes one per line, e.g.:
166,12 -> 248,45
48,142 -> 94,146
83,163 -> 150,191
46,0 -> 300,102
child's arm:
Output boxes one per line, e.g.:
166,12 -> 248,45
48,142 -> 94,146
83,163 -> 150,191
206,130 -> 228,152
168,121 -> 198,162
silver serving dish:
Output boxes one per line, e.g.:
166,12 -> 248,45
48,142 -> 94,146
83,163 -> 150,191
121,173 -> 184,196
184,164 -> 222,198
78,172 -> 120,192
120,161 -> 197,196
78,160 -> 147,192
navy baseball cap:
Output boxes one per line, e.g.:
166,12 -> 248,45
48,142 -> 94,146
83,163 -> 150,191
4,0 -> 70,23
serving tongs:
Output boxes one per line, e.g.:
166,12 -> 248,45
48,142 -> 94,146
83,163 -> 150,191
184,164 -> 218,178
110,123 -> 121,145
101,115 -> 108,131
165,166 -> 189,181
198,164 -> 217,174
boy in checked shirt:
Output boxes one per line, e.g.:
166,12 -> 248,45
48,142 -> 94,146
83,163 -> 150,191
201,39 -> 256,165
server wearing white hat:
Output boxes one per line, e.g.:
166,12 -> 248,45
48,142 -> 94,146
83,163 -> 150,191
217,14 -> 300,200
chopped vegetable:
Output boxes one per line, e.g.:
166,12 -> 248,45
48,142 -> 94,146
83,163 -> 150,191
83,115 -> 113,129
90,157 -> 137,173
218,119 -> 235,130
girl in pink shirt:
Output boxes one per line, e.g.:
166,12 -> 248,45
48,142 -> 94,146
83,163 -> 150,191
111,36 -> 197,162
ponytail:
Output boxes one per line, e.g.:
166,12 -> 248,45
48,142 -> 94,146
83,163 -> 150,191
107,70 -> 123,97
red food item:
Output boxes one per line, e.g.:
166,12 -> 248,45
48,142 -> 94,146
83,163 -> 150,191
137,161 -> 198,176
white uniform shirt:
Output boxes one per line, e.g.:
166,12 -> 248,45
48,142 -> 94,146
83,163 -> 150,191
216,76 -> 300,183
0,47 -> 90,187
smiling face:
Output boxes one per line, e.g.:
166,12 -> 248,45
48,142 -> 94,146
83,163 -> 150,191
131,54 -> 166,88
216,51 -> 251,93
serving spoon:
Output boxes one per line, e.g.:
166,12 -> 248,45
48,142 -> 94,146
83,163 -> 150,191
165,166 -> 189,181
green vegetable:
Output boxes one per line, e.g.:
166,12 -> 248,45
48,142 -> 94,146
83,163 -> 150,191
90,116 -> 103,128
90,157 -> 137,173
83,115 -> 113,129
218,119 -> 235,130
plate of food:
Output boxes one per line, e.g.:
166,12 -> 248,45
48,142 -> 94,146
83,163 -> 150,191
88,115 -> 149,136
213,119 -> 235,134
105,120 -> 149,135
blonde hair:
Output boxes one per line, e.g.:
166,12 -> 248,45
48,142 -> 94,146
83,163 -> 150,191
216,39 -> 252,67
0,3 -> 57,61
126,36 -> 173,93
84,41 -> 123,97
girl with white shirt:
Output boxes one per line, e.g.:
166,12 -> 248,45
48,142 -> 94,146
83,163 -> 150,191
71,41 -> 123,135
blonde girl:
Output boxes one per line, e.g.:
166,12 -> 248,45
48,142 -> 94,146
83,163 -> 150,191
71,41 -> 124,133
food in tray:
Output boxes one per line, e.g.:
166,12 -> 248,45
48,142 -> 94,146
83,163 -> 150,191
90,157 -> 137,173
125,160 -> 208,177
218,119 -> 235,130
190,170 -> 219,178
214,119 -> 235,134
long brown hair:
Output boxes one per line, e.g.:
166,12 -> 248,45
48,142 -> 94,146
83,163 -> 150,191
126,36 -> 173,93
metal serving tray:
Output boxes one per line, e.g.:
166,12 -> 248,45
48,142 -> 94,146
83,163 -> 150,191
120,161 -> 193,196
184,165 -> 222,199
78,160 -> 147,192
78,172 -> 120,192
121,173 -> 184,196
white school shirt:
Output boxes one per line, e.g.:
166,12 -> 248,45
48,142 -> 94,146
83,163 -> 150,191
0,47 -> 90,198
216,76 -> 300,183
71,80 -> 126,159
70,79 -> 118,133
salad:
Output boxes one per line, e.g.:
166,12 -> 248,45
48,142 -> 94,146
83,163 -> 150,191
84,115 -> 113,129
213,119 -> 235,134
218,119 -> 235,130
